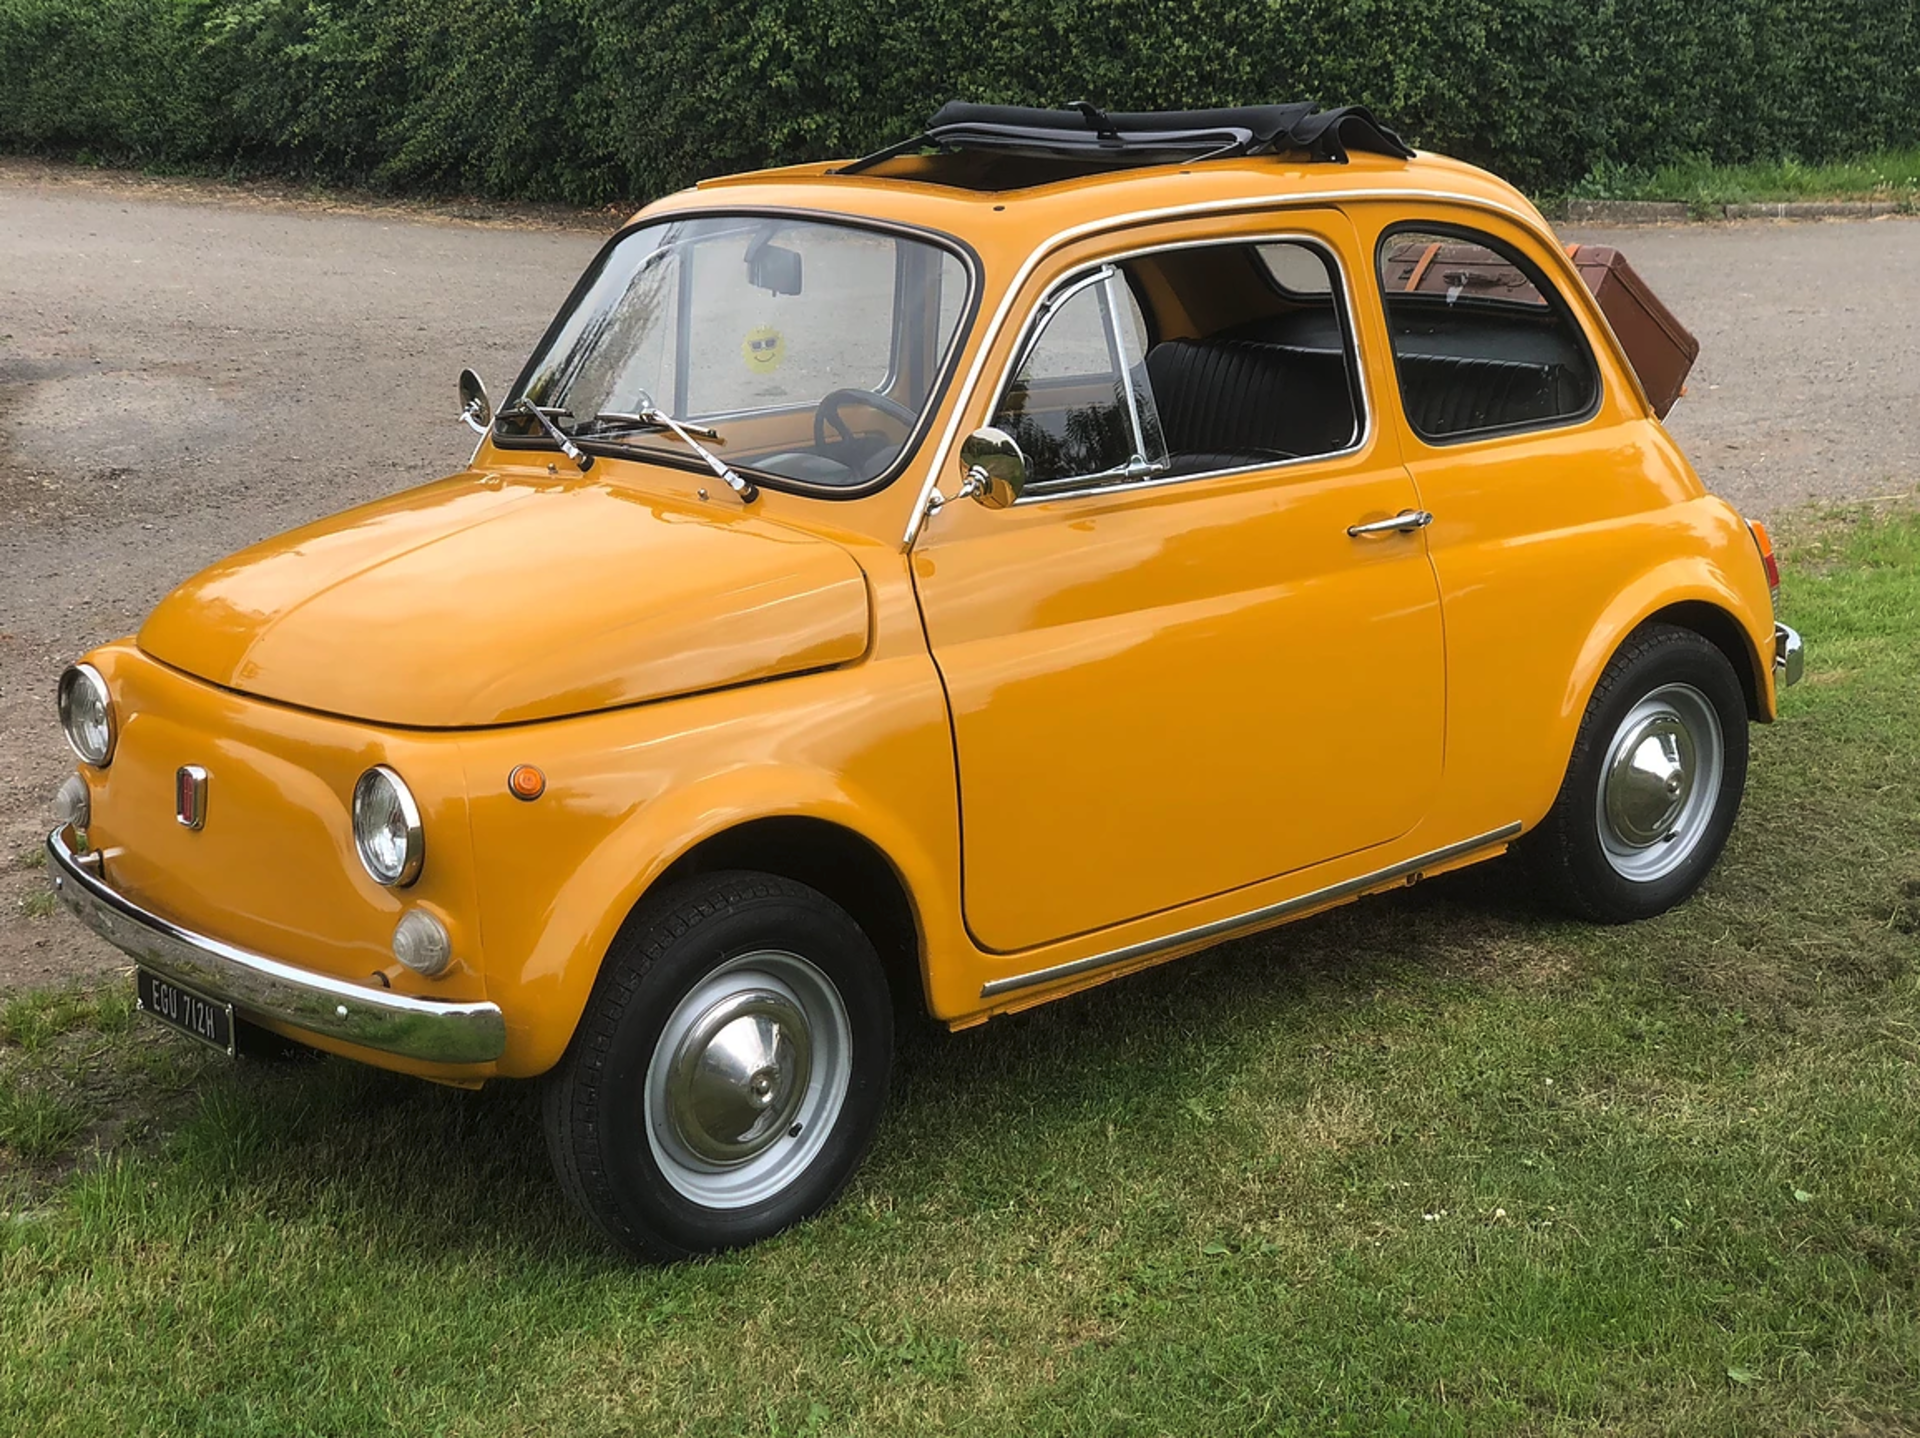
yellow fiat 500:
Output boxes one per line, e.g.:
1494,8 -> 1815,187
47,103 -> 1802,1260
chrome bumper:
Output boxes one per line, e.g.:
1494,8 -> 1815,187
1774,623 -> 1804,688
45,828 -> 506,1065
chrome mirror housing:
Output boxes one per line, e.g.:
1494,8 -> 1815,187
458,368 -> 493,435
956,427 -> 1028,509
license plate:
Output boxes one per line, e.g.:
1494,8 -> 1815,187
136,969 -> 235,1057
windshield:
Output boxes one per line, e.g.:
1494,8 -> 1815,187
504,214 -> 973,492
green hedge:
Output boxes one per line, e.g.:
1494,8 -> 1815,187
3,0 -> 1918,204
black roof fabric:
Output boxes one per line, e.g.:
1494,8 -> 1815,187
837,102 -> 1413,178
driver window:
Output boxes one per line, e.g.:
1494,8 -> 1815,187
990,268 -> 1167,493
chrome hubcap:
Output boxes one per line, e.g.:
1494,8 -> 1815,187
664,989 -> 812,1164
644,951 -> 851,1209
1595,683 -> 1723,883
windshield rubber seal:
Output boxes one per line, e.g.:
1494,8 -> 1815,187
490,206 -> 983,501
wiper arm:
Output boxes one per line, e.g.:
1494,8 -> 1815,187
500,401 -> 594,471
591,397 -> 758,503
587,412 -> 722,440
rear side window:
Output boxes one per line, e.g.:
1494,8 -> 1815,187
1376,226 -> 1598,442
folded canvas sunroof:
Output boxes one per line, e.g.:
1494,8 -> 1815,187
835,101 -> 1414,190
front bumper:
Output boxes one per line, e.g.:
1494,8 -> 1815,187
45,827 -> 506,1065
1774,623 -> 1804,688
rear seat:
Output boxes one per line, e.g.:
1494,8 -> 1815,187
1393,351 -> 1573,437
1144,339 -> 1356,473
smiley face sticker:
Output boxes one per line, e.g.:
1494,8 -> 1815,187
742,324 -> 785,374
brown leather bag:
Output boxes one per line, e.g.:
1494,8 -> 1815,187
1563,244 -> 1700,419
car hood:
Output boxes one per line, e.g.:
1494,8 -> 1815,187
138,471 -> 872,728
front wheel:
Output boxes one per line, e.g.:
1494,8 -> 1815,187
1525,623 -> 1750,923
543,871 -> 894,1261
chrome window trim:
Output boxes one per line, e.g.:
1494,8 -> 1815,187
987,231 -> 1369,506
989,261 -> 1170,496
1100,265 -> 1156,470
979,822 -> 1523,998
903,184 -> 1561,545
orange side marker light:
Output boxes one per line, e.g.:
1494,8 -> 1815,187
508,765 -> 546,801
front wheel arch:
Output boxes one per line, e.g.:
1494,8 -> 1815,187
639,816 -> 926,1026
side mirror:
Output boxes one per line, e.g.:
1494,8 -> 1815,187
956,427 -> 1028,509
458,368 -> 493,434
748,243 -> 803,296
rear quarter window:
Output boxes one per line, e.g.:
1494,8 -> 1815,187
1376,226 -> 1599,443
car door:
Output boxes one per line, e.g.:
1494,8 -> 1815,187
1354,204 -> 1676,841
909,210 -> 1448,954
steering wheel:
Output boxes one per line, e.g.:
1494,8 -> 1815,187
814,388 -> 917,454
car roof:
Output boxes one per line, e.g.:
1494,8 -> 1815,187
639,148 -> 1552,256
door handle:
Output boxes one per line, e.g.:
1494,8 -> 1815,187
1347,508 -> 1434,538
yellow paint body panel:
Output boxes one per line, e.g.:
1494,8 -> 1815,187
65,147 -> 1782,1082
138,472 -> 871,728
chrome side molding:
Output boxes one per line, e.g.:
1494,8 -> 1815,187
980,822 -> 1525,998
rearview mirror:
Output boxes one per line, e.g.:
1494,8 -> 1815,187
957,427 -> 1028,509
458,368 -> 493,434
748,243 -> 803,296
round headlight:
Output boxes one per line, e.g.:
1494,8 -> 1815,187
352,766 -> 424,887
58,664 -> 116,767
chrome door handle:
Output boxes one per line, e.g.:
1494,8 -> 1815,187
1347,508 -> 1434,538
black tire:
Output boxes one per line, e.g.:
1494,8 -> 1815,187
542,870 -> 893,1261
1525,623 -> 1749,923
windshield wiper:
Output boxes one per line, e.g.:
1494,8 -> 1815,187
589,397 -> 757,503
499,401 -> 594,472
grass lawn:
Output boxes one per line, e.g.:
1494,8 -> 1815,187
3,507 -> 1917,1437
1570,148 -> 1920,210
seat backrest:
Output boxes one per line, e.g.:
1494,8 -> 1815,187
1144,339 -> 1355,461
1393,351 -> 1570,438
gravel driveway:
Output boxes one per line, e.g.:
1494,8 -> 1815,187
3,161 -> 1915,988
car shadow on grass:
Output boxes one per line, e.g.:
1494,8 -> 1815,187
0,855 -> 1564,1264
16,819 -> 1902,1266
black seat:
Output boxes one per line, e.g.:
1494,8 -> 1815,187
1144,339 -> 1357,470
1393,352 -> 1571,438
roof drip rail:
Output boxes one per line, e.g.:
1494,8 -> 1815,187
830,101 -> 1414,181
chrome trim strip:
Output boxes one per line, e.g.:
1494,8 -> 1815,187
978,822 -> 1524,998
904,184 -> 1551,546
45,827 -> 506,1065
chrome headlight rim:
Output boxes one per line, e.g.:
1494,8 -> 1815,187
57,663 -> 116,768
352,765 -> 425,888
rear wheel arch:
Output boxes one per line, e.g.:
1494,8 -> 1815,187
1643,599 -> 1768,721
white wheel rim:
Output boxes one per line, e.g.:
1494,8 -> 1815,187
1594,682 -> 1724,883
643,950 -> 852,1210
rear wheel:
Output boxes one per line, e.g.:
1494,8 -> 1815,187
542,871 -> 893,1261
1526,624 -> 1749,923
